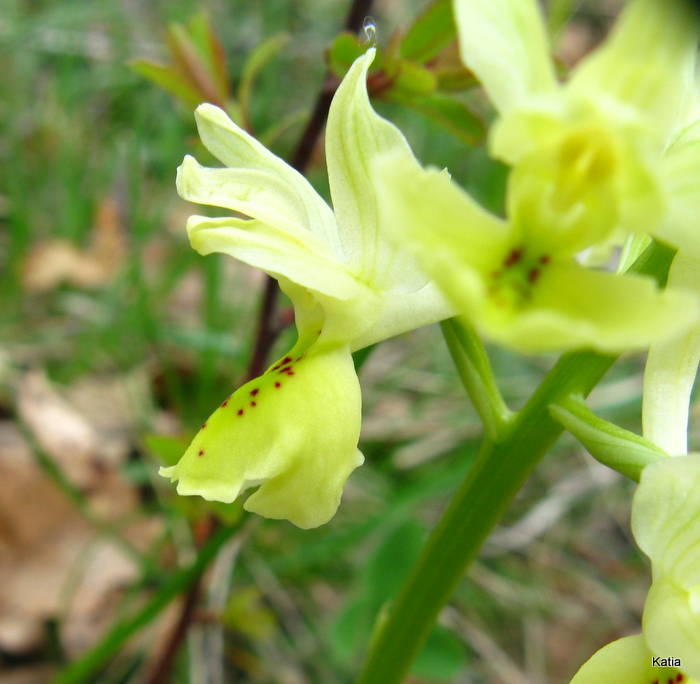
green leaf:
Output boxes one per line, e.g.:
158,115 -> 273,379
238,33 -> 290,130
364,520 -> 425,607
330,597 -> 374,663
167,22 -> 222,105
400,0 -> 455,63
327,32 -> 370,79
128,60 -> 202,109
389,59 -> 437,97
187,12 -> 230,102
143,433 -> 192,467
412,626 -> 467,681
386,91 -> 485,146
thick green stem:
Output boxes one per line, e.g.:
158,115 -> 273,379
53,521 -> 242,684
356,241 -> 675,684
440,318 -> 512,438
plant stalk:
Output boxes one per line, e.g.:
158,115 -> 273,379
357,241 -> 676,683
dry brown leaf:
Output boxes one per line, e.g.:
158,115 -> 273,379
22,196 -> 125,292
0,421 -> 163,656
17,370 -> 101,488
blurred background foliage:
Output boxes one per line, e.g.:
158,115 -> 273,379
0,0 -> 673,682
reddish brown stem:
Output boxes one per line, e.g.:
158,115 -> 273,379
147,1 -> 375,680
247,0 -> 375,372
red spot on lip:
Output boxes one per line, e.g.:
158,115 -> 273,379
527,267 -> 540,284
285,370 -> 295,375
251,401 -> 257,407
278,366 -> 292,374
274,382 -> 281,388
677,675 -> 685,682
250,388 -> 259,396
503,247 -> 523,267
201,423 -> 207,429
539,255 -> 550,265
198,449 -> 205,457
221,400 -> 228,407
237,409 -> 244,416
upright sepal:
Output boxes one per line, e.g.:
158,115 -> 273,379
160,344 -> 363,529
325,48 -> 427,292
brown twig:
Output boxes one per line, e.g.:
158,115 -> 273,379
146,1 -> 375,681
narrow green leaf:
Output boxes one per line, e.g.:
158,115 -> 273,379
364,520 -> 426,608
327,32 -> 368,79
167,23 -> 223,105
128,59 -> 202,108
238,33 -> 290,130
400,0 -> 455,63
187,12 -> 230,101
144,433 -> 192,467
412,626 -> 467,681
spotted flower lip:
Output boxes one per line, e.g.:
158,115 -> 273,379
159,50 -> 453,528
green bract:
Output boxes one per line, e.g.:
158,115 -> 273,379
570,634 -> 696,684
160,50 -> 451,528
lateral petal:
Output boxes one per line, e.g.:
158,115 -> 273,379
493,263 -> 700,353
192,103 -> 340,251
186,215 -> 364,302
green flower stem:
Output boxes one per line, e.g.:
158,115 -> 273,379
53,520 -> 243,684
550,395 -> 668,481
356,241 -> 675,684
440,318 -> 512,438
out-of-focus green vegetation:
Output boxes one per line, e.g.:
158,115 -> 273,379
0,1 -> 659,682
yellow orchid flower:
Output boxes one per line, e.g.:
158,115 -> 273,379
159,50 -> 452,528
454,0 -> 699,246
